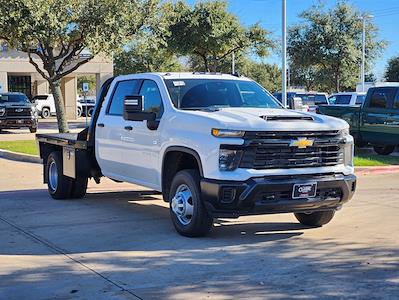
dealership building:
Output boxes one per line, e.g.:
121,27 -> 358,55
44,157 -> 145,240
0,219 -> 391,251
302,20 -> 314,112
0,49 -> 113,119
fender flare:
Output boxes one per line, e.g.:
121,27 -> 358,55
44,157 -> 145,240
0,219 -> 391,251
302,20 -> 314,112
162,146 -> 204,177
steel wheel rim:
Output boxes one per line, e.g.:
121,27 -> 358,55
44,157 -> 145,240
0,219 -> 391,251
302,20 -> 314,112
43,109 -> 49,118
49,161 -> 58,192
171,184 -> 194,225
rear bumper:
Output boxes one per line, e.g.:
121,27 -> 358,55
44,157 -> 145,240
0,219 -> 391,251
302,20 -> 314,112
0,118 -> 38,129
201,173 -> 356,218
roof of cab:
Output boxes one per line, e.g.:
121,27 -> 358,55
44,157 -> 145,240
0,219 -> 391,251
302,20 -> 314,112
117,72 -> 252,81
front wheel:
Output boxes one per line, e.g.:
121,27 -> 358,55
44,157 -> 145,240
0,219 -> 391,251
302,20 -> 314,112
169,169 -> 213,237
294,210 -> 335,227
373,145 -> 395,156
29,127 -> 37,133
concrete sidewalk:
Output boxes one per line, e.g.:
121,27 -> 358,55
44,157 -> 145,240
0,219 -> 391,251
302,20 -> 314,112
0,158 -> 398,299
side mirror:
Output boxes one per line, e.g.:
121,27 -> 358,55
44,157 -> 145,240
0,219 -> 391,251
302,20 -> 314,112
123,95 -> 156,121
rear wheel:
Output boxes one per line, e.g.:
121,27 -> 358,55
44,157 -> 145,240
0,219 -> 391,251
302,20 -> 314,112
294,210 -> 335,227
46,152 -> 73,199
87,107 -> 94,117
169,169 -> 213,237
41,107 -> 50,119
373,145 -> 395,156
70,177 -> 88,199
76,107 -> 82,118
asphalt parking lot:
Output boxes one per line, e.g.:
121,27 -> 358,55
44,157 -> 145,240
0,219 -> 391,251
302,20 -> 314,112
0,158 -> 398,299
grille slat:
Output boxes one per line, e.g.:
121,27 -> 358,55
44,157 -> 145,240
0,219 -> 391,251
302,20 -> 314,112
240,131 -> 344,169
6,108 -> 31,117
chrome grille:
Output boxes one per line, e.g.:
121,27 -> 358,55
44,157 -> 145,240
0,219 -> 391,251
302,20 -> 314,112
239,131 -> 344,169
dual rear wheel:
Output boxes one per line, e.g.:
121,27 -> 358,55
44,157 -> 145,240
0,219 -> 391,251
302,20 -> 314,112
46,151 -> 88,199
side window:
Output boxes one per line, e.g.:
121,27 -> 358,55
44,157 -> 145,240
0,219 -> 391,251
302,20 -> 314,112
335,95 -> 352,105
355,95 -> 365,105
328,96 -> 336,104
369,89 -> 391,109
394,90 -> 399,109
108,80 -> 140,115
139,80 -> 163,118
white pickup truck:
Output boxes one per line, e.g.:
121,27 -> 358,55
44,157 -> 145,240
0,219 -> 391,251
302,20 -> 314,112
37,73 -> 356,237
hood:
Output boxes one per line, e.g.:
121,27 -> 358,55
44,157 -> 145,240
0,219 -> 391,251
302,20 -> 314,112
186,107 -> 348,131
0,101 -> 33,108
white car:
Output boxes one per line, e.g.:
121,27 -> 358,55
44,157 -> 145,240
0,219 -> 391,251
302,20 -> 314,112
328,92 -> 366,106
33,94 -> 83,118
37,73 -> 357,237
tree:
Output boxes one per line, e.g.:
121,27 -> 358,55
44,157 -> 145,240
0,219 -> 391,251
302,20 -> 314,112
288,2 -> 385,93
165,0 -> 274,72
0,0 -> 157,132
385,56 -> 399,82
114,34 -> 184,75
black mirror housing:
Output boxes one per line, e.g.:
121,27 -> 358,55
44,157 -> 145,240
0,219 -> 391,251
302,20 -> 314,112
123,95 -> 156,121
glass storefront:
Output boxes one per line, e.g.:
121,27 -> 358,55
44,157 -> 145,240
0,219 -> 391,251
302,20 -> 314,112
7,75 -> 32,99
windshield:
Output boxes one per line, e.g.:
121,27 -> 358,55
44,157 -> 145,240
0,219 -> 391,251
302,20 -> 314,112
0,94 -> 30,103
165,79 -> 282,110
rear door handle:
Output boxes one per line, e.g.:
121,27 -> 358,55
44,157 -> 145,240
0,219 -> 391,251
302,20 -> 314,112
124,126 -> 133,131
98,123 -> 105,128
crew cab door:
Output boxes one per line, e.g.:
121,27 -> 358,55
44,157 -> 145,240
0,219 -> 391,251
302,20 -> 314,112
361,87 -> 397,145
120,79 -> 164,188
384,89 -> 399,144
95,79 -> 142,179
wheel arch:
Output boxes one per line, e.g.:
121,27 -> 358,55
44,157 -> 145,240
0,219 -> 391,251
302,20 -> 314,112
161,146 -> 204,202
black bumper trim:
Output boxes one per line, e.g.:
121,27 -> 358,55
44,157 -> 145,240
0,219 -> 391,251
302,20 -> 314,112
201,173 -> 356,218
0,118 -> 38,128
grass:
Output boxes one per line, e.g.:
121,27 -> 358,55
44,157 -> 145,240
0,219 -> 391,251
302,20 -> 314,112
0,140 -> 398,167
0,140 -> 39,156
354,153 -> 399,167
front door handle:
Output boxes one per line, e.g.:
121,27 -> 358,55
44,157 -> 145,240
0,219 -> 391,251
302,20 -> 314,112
98,123 -> 105,128
124,126 -> 133,131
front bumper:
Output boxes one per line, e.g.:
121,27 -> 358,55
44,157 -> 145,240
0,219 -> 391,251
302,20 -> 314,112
0,118 -> 38,129
201,173 -> 356,218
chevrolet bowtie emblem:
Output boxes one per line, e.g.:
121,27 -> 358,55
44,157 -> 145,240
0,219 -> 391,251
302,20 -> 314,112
290,137 -> 314,149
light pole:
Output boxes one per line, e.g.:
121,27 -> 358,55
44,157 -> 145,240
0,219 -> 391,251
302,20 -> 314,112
361,14 -> 373,92
282,0 -> 287,108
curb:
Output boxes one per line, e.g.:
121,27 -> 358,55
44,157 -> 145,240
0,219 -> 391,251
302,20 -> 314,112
355,166 -> 399,175
0,149 -> 42,164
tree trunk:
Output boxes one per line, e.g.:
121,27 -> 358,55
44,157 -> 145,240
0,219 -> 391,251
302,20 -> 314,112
49,80 -> 69,133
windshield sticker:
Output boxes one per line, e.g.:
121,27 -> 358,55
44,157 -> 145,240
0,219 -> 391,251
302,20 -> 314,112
173,81 -> 186,87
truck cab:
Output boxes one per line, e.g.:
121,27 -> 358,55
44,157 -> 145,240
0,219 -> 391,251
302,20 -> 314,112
37,73 -> 356,237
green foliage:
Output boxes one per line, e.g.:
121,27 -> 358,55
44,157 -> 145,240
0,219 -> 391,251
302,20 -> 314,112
114,34 -> 184,75
165,0 -> 274,72
385,56 -> 399,82
288,1 -> 385,93
0,0 -> 158,132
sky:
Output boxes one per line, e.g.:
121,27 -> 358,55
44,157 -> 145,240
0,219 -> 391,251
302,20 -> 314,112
188,0 -> 399,81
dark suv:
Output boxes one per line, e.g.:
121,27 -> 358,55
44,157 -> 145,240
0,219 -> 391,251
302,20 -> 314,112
0,92 -> 38,133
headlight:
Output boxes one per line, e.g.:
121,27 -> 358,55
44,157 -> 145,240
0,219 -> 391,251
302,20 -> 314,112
219,149 -> 242,171
339,128 -> 350,137
212,128 -> 245,138
0,107 -> 5,117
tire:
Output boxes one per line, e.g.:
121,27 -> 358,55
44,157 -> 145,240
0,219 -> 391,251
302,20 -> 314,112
169,169 -> 213,237
29,127 -> 37,133
76,107 -> 82,118
46,152 -> 73,199
373,145 -> 395,156
87,107 -> 94,117
294,210 -> 335,227
41,107 -> 51,119
70,177 -> 88,199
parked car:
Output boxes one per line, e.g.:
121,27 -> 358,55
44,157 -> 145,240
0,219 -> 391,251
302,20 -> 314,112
274,92 -> 329,112
33,94 -> 83,118
0,92 -> 38,133
328,92 -> 366,106
318,86 -> 399,155
37,73 -> 356,237
77,96 -> 96,117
